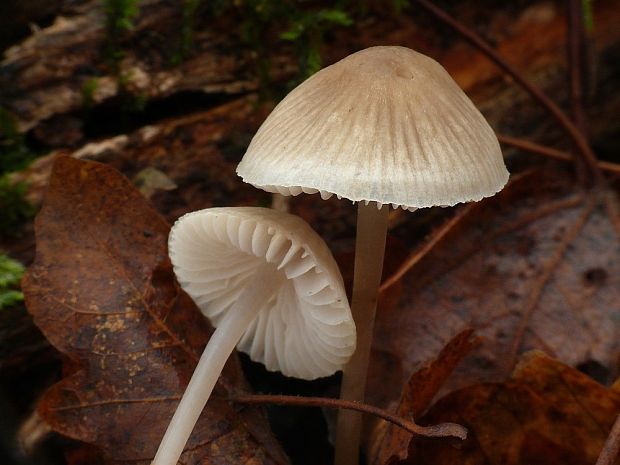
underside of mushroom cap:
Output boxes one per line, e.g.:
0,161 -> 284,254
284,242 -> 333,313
237,46 -> 509,209
168,207 -> 355,380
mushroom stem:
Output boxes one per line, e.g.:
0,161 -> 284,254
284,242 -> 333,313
335,202 -> 389,465
271,193 -> 291,212
152,263 -> 281,465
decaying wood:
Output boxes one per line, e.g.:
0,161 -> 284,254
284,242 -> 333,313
10,96 -> 268,219
0,0 -> 292,132
1,0 -> 619,152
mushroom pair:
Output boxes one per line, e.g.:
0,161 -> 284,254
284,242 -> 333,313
237,46 -> 509,465
154,45 -> 508,465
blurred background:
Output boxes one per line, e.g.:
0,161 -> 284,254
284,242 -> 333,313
0,1 -> 619,464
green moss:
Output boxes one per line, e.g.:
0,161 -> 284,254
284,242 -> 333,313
0,254 -> 24,288
178,0 -> 202,60
0,254 -> 25,310
81,78 -> 100,109
114,71 -> 148,117
234,1 -> 354,95
124,91 -> 148,113
0,108 -> 37,175
103,0 -> 140,69
280,7 -> 353,81
582,0 -> 594,31
105,0 -> 140,32
0,109 -> 38,236
171,0 -> 232,65
0,176 -> 36,237
99,1 -> 361,95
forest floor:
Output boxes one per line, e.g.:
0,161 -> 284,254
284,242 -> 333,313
1,1 -> 619,465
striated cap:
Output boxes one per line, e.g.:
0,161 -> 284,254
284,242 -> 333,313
168,207 -> 356,380
237,46 -> 509,210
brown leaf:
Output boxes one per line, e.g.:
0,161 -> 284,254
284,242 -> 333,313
23,157 -> 288,465
404,351 -> 620,465
369,329 -> 480,465
370,170 -> 620,406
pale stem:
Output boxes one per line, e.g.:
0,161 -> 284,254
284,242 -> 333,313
271,193 -> 290,212
152,263 -> 281,465
596,413 -> 620,465
335,202 -> 389,465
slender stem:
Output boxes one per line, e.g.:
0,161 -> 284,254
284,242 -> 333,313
412,0 -> 604,187
152,264 -> 281,465
231,394 -> 467,440
335,202 -> 389,465
271,193 -> 290,212
596,413 -> 620,465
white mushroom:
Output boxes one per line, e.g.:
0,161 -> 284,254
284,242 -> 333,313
152,207 -> 355,465
236,46 -> 509,465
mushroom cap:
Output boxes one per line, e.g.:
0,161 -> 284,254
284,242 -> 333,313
168,207 -> 356,380
237,46 -> 509,209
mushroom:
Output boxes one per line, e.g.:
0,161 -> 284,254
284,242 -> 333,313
153,207 -> 356,465
236,46 -> 509,465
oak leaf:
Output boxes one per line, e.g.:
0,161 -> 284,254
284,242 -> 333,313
369,329 -> 480,465
23,157 -> 288,465
405,351 -> 620,465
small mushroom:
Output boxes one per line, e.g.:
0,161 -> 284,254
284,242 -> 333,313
153,207 -> 355,465
237,46 -> 509,465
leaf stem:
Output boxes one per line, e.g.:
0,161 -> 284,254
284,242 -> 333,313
230,393 -> 467,440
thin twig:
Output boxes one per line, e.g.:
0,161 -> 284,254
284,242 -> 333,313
604,191 -> 620,236
567,0 -> 589,136
596,413 -> 620,465
380,204 -> 474,292
382,136 -> 620,293
412,0 -> 604,186
497,135 -> 620,175
230,393 -> 467,440
567,0 -> 589,184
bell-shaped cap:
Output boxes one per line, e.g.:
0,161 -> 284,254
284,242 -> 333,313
168,207 -> 356,380
237,46 -> 509,209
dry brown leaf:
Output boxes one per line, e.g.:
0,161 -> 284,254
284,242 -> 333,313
369,170 -> 620,407
403,351 -> 620,465
369,329 -> 480,465
23,157 -> 288,465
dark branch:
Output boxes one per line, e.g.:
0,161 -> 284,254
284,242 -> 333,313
230,393 -> 467,440
412,0 -> 604,186
497,135 -> 620,175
